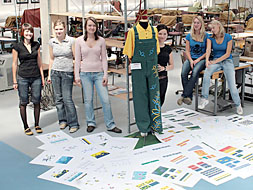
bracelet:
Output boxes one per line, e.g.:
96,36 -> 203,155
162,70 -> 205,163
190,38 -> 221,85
164,66 -> 166,71
13,83 -> 17,85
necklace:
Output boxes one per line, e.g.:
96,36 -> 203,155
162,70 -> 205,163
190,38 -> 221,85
24,42 -> 31,46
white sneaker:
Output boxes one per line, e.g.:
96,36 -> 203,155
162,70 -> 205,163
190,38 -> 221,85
198,98 -> 209,109
236,105 -> 243,115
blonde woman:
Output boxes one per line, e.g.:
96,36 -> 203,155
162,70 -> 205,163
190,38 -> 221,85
178,16 -> 208,106
198,20 -> 243,115
48,19 -> 80,133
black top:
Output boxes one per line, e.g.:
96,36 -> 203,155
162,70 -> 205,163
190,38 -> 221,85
158,44 -> 172,77
12,41 -> 40,78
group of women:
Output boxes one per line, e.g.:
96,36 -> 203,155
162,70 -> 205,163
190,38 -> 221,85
12,17 -> 121,135
12,15 -> 243,136
177,16 -> 243,115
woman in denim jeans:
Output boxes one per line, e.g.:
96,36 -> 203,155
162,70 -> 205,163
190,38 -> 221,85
75,17 -> 122,133
12,23 -> 44,136
48,19 -> 80,133
198,20 -> 243,115
177,16 -> 208,106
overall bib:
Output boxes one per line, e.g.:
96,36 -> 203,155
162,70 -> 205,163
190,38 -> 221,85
131,26 -> 163,133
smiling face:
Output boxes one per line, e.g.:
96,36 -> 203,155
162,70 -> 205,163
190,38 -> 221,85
158,29 -> 168,44
23,29 -> 33,41
211,23 -> 220,35
193,18 -> 202,32
86,19 -> 97,35
54,24 -> 65,38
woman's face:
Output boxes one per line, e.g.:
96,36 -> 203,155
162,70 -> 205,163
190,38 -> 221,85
86,19 -> 96,34
23,29 -> 33,40
54,24 -> 65,38
193,18 -> 201,31
211,24 -> 219,35
158,29 -> 168,43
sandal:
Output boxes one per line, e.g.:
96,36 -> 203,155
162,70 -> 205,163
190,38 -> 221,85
59,123 -> 67,130
69,127 -> 79,133
35,126 -> 43,133
24,128 -> 33,136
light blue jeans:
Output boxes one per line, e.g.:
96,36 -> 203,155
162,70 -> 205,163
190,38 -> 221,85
201,59 -> 241,106
51,70 -> 79,128
80,72 -> 116,129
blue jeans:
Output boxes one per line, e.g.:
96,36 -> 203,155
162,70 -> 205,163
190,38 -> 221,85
181,59 -> 206,99
80,72 -> 115,130
18,76 -> 42,105
201,59 -> 241,106
51,70 -> 79,128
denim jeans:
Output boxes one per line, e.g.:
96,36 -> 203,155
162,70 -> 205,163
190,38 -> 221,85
80,72 -> 115,130
51,70 -> 79,128
181,59 -> 206,99
17,76 -> 42,105
201,59 -> 241,106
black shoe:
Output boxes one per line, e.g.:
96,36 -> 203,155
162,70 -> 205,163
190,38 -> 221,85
108,127 -> 122,133
87,126 -> 95,133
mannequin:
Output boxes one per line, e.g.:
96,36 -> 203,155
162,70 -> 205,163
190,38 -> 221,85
123,13 -> 163,136
139,20 -> 148,29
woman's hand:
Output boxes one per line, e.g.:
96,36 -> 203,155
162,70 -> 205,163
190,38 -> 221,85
157,64 -> 165,72
206,60 -> 211,68
47,76 -> 51,84
13,83 -> 18,90
102,77 -> 108,86
75,79 -> 82,87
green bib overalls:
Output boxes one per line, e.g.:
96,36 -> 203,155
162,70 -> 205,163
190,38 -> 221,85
131,26 -> 163,133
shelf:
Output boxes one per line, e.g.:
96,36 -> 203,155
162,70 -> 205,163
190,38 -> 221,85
50,12 -> 136,23
240,56 -> 253,62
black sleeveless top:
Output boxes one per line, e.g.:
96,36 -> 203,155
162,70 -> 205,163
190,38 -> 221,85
158,44 -> 172,77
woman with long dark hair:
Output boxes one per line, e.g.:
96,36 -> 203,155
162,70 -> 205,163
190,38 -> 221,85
75,17 -> 122,133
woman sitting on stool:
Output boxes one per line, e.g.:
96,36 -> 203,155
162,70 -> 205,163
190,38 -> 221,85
177,16 -> 208,106
198,20 -> 243,115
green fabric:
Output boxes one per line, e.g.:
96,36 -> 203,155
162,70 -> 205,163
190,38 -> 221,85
126,132 -> 161,149
188,7 -> 201,12
131,26 -> 162,134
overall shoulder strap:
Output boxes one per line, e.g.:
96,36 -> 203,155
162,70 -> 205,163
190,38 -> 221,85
133,26 -> 139,40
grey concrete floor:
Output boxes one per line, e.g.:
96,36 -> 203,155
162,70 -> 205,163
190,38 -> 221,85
0,50 -> 253,158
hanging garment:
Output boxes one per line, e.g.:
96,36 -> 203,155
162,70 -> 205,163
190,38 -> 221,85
130,25 -> 163,133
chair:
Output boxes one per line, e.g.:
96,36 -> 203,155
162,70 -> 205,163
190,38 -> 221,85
168,22 -> 184,52
175,50 -> 188,95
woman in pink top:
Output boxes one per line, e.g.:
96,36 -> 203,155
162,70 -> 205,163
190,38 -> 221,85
75,17 -> 122,133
